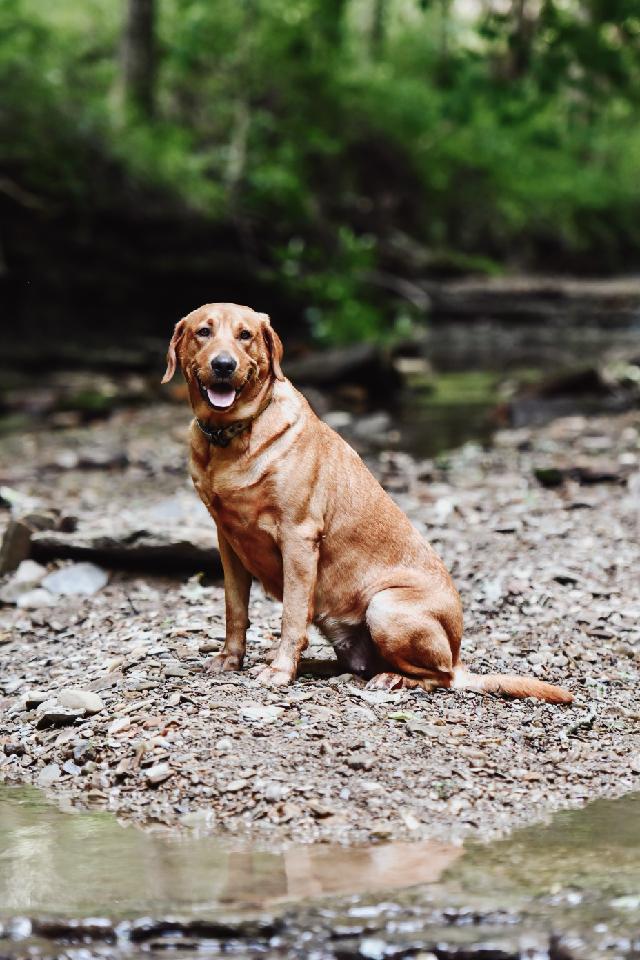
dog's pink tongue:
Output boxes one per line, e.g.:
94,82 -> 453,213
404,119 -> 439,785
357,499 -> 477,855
207,386 -> 235,409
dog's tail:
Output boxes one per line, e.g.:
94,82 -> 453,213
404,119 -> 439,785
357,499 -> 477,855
452,664 -> 573,704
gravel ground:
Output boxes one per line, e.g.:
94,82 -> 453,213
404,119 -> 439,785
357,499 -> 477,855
1,404 -> 639,846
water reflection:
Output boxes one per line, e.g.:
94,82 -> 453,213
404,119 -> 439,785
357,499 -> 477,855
4,784 -> 640,929
0,787 -> 460,916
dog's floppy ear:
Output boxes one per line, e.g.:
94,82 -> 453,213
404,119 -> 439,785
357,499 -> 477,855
260,314 -> 285,381
162,319 -> 187,384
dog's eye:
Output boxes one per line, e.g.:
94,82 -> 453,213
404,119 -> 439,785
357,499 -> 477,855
197,327 -> 211,338
238,330 -> 252,341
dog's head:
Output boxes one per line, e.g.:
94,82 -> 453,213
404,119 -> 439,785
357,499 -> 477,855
162,303 -> 284,420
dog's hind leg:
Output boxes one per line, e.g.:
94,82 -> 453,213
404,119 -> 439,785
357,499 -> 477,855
364,586 -> 461,692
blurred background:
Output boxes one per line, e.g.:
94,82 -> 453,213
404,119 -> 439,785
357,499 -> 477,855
1,0 -> 640,454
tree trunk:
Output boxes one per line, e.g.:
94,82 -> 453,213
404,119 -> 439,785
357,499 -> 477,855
120,0 -> 156,118
508,0 -> 536,79
317,0 -> 348,49
370,0 -> 386,59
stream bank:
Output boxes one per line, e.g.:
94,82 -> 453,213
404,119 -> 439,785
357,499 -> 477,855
0,402 -> 639,847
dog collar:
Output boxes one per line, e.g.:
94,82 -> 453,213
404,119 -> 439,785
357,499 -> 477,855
196,395 -> 272,448
195,418 -> 252,447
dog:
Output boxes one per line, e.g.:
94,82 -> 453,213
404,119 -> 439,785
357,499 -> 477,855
162,303 -> 573,704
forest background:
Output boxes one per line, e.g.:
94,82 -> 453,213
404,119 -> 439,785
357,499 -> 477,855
2,0 -> 640,347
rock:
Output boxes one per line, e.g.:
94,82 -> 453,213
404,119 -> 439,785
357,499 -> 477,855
532,367 -> 611,399
37,763 -> 61,787
24,689 -> 52,710
164,663 -> 189,678
0,519 -> 34,575
180,809 -> 215,830
198,641 -> 221,654
18,559 -> 48,582
17,588 -> 59,609
108,717 -> 131,736
308,799 -> 337,819
30,490 -> 218,575
0,559 -> 48,606
346,752 -> 375,771
73,741 -> 96,765
285,343 -> 402,395
224,779 -> 248,793
427,275 -> 640,322
352,412 -> 392,441
534,466 -> 565,488
31,507 -> 220,575
262,781 -> 289,802
35,699 -> 85,729
41,562 -> 109,596
146,762 -> 173,785
0,510 -> 58,575
239,703 -> 285,724
552,569 -> 581,586
62,759 -> 82,776
359,937 -> 388,960
535,461 -> 623,488
57,689 -> 105,714
0,486 -> 41,513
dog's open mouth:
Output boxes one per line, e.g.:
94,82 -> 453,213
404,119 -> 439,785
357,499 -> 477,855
206,385 -> 236,409
198,377 -> 245,411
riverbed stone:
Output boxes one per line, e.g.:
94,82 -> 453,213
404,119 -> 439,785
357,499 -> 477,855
57,689 -> 105,714
35,702 -> 85,729
37,763 -> 60,787
16,588 -> 59,610
146,762 -> 173,785
22,694 -> 49,716
0,519 -> 34,575
41,563 -> 108,596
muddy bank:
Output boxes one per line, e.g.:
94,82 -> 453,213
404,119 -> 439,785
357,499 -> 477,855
0,404 -> 639,846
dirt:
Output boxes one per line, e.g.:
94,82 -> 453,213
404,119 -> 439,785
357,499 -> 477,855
0,402 -> 639,847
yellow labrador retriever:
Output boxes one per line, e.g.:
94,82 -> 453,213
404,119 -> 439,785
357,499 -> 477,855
162,302 -> 572,704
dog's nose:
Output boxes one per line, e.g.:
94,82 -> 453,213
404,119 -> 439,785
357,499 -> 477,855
211,353 -> 237,378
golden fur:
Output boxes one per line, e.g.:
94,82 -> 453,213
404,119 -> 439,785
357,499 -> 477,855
163,303 -> 573,704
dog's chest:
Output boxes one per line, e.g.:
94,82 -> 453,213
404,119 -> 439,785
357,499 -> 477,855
191,455 -> 283,588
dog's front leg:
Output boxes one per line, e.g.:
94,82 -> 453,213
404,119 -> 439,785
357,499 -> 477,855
206,530 -> 252,674
256,527 -> 318,687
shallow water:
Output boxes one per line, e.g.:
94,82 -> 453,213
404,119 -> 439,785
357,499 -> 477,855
398,318 -> 640,458
2,785 -> 640,955
0,786 -> 460,915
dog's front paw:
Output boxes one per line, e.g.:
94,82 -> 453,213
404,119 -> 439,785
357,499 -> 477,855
205,653 -> 243,674
256,665 -> 294,687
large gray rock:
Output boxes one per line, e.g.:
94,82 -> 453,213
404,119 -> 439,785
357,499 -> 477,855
31,492 -> 220,574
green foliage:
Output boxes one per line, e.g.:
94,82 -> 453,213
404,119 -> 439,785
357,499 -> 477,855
3,0 -> 640,342
276,229 -> 382,344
